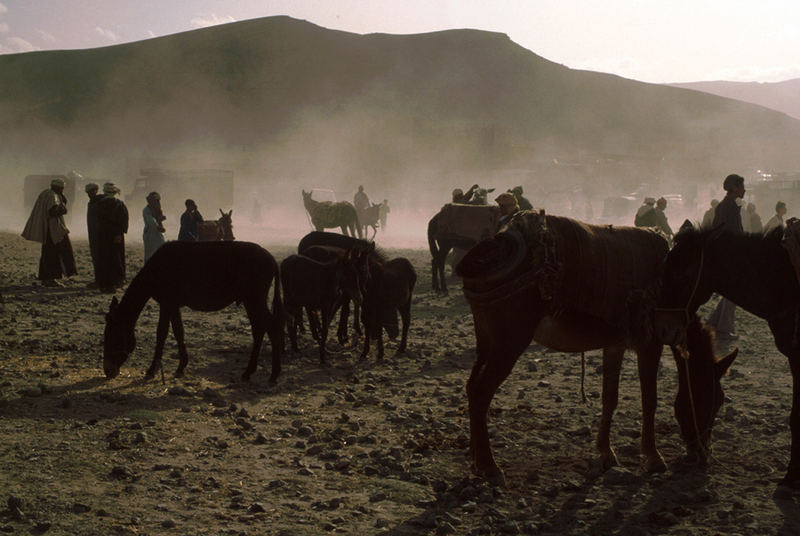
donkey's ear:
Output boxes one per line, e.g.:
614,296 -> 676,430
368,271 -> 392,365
715,348 -> 738,379
220,209 -> 225,217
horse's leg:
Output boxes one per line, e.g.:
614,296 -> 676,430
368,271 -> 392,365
359,315 -> 371,360
440,246 -> 451,295
376,326 -> 385,360
287,306 -> 300,353
307,308 -> 321,342
318,308 -> 329,365
241,298 -> 267,382
170,309 -> 189,377
770,317 -> 800,491
337,298 -> 349,346
637,341 -> 667,472
396,300 -> 411,355
262,301 -> 282,384
596,345 -> 624,469
468,308 -> 535,486
145,305 -> 173,379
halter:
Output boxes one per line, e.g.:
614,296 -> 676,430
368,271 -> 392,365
654,247 -> 708,460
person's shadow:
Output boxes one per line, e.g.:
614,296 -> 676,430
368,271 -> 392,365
774,490 -> 800,535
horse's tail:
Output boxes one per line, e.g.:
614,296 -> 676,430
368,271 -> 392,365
427,213 -> 439,258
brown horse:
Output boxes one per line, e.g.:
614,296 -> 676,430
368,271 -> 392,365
358,203 -> 382,240
456,210 -> 671,486
302,190 -> 361,239
198,209 -> 234,241
654,222 -> 800,493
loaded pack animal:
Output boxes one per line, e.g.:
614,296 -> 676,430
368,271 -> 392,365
302,190 -> 362,239
358,250 -> 417,361
280,247 -> 364,364
454,209 -> 720,486
358,202 -> 383,240
655,222 -> 800,494
428,203 -> 501,294
103,241 -> 283,383
297,231 -> 381,343
197,209 -> 235,241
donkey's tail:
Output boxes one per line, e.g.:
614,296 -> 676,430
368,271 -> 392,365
272,258 -> 285,349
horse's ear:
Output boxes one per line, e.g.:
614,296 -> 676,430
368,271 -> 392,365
487,188 -> 495,193
715,348 -> 738,379
228,209 -> 232,216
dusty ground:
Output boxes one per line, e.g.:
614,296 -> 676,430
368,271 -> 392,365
1,229 -> 799,536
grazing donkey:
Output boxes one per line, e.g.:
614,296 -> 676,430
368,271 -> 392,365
103,241 -> 282,382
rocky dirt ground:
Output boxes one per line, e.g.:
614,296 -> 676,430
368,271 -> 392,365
1,230 -> 800,536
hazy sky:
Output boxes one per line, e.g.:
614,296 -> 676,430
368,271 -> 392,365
0,0 -> 798,84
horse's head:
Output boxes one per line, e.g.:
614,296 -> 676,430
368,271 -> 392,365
672,316 -> 737,464
103,296 -> 136,379
337,246 -> 366,306
655,220 -> 720,346
218,209 -> 235,241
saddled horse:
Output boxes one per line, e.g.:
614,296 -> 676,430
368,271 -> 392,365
358,203 -> 382,240
103,241 -> 283,383
302,190 -> 362,239
456,210 -> 678,486
428,203 -> 501,294
198,209 -> 235,241
655,222 -> 800,493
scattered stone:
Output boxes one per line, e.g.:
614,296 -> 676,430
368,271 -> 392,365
167,386 -> 192,396
248,503 -> 266,513
161,518 -> 177,528
72,503 -> 91,514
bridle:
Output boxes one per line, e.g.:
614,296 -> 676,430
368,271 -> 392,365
654,246 -> 709,460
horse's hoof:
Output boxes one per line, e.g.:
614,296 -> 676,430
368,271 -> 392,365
174,371 -> 185,379
472,464 -> 507,488
600,450 -> 619,471
643,455 -> 668,474
240,372 -> 252,382
144,371 -> 155,380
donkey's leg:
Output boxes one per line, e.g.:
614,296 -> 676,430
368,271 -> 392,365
596,345 -> 624,469
359,318 -> 371,360
637,341 -> 667,473
376,328 -> 385,361
146,305 -> 173,379
439,246 -> 451,295
170,308 -> 190,377
468,310 -> 534,487
318,309 -> 330,365
263,303 -> 282,384
396,300 -> 411,355
241,298 -> 267,381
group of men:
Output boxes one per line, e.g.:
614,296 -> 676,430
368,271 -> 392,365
634,196 -> 673,238
23,178 -> 128,291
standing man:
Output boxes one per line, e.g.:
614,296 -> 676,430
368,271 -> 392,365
653,197 -> 673,238
85,182 -> 104,288
96,182 -> 129,292
701,199 -> 719,229
707,173 -> 745,339
510,186 -> 533,210
143,191 -> 166,262
178,199 -> 204,241
22,177 -> 77,286
634,197 -> 657,227
379,199 -> 390,230
764,201 -> 787,236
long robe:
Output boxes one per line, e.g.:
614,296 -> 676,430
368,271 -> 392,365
143,204 -> 166,262
22,188 -> 77,281
86,193 -> 105,282
96,196 -> 129,288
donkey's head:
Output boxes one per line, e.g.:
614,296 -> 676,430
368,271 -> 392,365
103,296 -> 136,379
218,209 -> 235,241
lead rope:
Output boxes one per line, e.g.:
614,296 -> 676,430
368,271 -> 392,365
679,345 -> 707,461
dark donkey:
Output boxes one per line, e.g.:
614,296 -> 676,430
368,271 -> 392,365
198,209 -> 235,241
302,190 -> 362,239
456,210 -> 673,486
103,241 -> 283,382
359,253 -> 417,361
654,222 -> 800,493
281,247 -> 364,364
298,231 -> 380,342
358,202 -> 382,240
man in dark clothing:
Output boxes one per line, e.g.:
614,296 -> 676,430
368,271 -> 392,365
510,186 -> 533,210
96,182 -> 129,292
452,184 -> 479,204
634,197 -> 658,227
708,173 -> 745,338
178,199 -> 204,241
21,177 -> 77,286
85,182 -> 105,287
